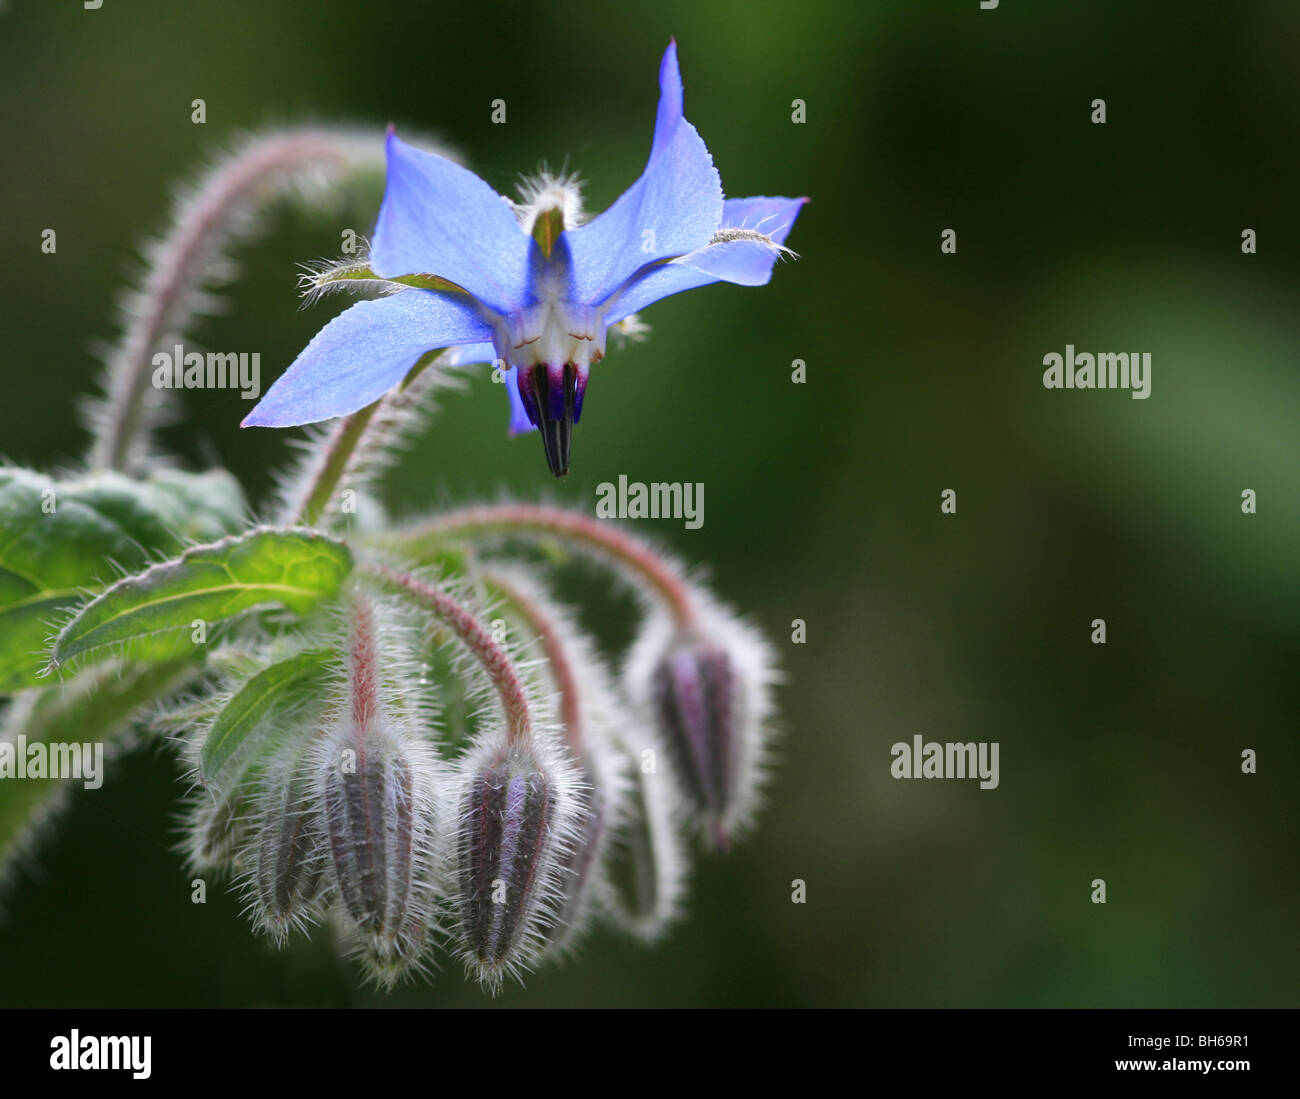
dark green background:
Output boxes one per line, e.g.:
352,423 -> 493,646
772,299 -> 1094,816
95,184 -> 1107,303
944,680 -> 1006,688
0,0 -> 1296,1006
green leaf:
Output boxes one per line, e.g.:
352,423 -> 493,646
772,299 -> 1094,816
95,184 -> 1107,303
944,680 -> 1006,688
0,468 -> 246,692
200,647 -> 335,784
48,528 -> 352,676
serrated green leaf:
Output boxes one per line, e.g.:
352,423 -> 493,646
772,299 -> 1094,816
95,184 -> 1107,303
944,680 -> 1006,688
200,647 -> 335,783
0,468 -> 246,692
49,528 -> 352,675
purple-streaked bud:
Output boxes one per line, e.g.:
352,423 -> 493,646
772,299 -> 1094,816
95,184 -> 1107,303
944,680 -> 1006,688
474,564 -> 627,955
456,738 -> 581,987
652,639 -> 738,847
315,593 -> 441,986
252,754 -> 324,940
320,727 -> 428,971
628,602 -> 779,850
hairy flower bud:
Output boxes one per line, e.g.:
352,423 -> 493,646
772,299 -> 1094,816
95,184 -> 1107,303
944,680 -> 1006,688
472,565 -> 631,957
628,600 -> 778,849
653,640 -> 735,833
318,721 -> 438,983
455,734 -> 583,988
186,790 -> 253,871
313,593 -> 443,986
251,748 -> 324,941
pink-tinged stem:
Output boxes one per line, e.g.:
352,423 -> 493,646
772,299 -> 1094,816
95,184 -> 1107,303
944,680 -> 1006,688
91,129 -> 381,473
384,504 -> 698,630
482,570 -> 582,758
364,565 -> 532,748
347,592 -> 379,750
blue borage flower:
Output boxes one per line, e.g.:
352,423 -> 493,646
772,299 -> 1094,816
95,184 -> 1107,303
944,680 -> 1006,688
241,41 -> 806,476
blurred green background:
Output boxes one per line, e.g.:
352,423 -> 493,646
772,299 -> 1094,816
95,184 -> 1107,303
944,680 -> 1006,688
1,0 -> 1296,1007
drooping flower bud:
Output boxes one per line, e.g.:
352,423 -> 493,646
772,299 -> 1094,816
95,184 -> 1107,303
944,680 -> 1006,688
250,747 -> 325,942
318,716 -> 442,985
455,733 -> 583,988
185,790 -> 253,871
314,592 -> 443,987
653,640 -> 735,834
627,599 -> 778,849
477,565 -> 629,955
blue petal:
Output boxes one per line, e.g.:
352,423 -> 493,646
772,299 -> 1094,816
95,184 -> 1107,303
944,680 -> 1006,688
718,195 -> 807,246
563,41 -> 724,308
440,341 -> 497,368
370,132 -> 532,315
650,38 -> 686,156
241,290 -> 491,427
603,196 -> 806,324
502,366 -> 536,436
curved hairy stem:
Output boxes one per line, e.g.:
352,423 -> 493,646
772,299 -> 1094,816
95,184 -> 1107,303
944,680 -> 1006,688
279,349 -> 465,529
362,564 -> 533,748
88,128 -> 386,473
478,567 -> 582,756
377,504 -> 699,630
291,401 -> 381,528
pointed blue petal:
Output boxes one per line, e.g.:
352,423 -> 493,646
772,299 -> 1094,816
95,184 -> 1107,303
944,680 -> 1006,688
650,39 -> 686,156
563,41 -> 723,308
370,132 -> 532,315
603,196 -> 806,324
241,290 -> 491,427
